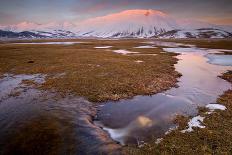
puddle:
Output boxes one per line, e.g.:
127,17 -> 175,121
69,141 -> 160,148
143,41 -> 195,48
13,42 -> 83,45
96,44 -> 232,145
164,47 -> 232,66
206,54 -> 232,66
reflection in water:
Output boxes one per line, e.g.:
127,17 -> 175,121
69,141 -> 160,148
97,46 -> 232,145
99,116 -> 154,145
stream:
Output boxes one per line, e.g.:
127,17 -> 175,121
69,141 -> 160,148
95,42 -> 232,146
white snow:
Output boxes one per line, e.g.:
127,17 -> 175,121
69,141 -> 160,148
0,74 -> 45,101
135,60 -> 144,63
163,47 -> 206,54
155,138 -> 163,144
94,46 -> 112,49
133,54 -> 157,56
102,127 -> 128,145
134,45 -> 157,49
113,50 -> 139,55
181,116 -> 205,133
161,29 -> 232,39
206,49 -> 232,54
144,41 -> 195,48
75,9 -> 179,38
1,10 -> 231,39
206,104 -> 226,111
13,42 -> 82,45
165,126 -> 178,135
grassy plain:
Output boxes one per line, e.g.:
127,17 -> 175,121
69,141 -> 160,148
0,39 -> 179,102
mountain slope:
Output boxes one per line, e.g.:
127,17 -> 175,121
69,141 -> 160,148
75,9 -> 180,38
158,28 -> 232,39
0,9 -> 232,39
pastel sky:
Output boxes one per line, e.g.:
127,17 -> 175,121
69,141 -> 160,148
0,0 -> 232,25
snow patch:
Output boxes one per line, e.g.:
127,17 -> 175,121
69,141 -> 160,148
135,60 -> 144,63
133,54 -> 157,56
94,46 -> 112,49
163,47 -> 206,54
134,45 -> 156,49
102,127 -> 128,145
0,74 -> 46,101
155,138 -> 163,144
144,41 -> 195,48
13,42 -> 83,45
181,116 -> 205,133
206,104 -> 226,111
113,50 -> 139,55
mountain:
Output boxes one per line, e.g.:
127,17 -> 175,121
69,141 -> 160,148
0,21 -> 77,39
158,28 -> 232,39
0,9 -> 232,39
75,9 -> 180,38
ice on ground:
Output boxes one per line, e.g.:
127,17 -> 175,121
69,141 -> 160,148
163,47 -> 232,56
134,45 -> 156,49
143,41 -> 195,48
13,42 -> 83,45
155,138 -> 163,144
133,54 -> 157,56
206,54 -> 232,66
0,74 -> 46,101
206,49 -> 232,54
206,104 -> 226,111
181,116 -> 205,133
94,46 -> 112,49
163,47 -> 207,54
165,126 -> 178,135
135,60 -> 144,63
113,50 -> 139,55
102,127 -> 128,145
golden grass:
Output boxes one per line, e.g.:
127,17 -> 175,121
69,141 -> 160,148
0,39 -> 179,102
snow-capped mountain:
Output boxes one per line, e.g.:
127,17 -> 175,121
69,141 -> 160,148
0,21 -> 77,39
0,9 -> 232,39
158,28 -> 232,39
75,9 -> 180,38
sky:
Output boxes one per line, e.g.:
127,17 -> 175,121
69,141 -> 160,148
0,0 -> 232,25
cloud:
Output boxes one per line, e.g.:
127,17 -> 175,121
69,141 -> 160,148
0,12 -> 17,25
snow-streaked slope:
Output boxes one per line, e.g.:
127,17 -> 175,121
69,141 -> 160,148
158,28 -> 232,39
0,9 -> 232,39
0,21 -> 77,38
0,21 -> 75,32
75,9 -> 180,38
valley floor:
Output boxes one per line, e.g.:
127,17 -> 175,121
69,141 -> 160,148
0,39 -> 179,102
0,38 -> 231,154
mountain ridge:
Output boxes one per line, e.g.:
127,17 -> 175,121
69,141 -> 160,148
0,9 -> 232,39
